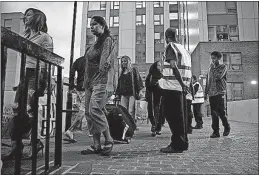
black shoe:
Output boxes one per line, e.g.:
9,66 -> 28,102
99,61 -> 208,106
210,132 -> 220,138
223,127 -> 230,136
156,131 -> 161,135
187,129 -> 192,134
160,145 -> 183,153
192,124 -> 203,129
151,131 -> 156,137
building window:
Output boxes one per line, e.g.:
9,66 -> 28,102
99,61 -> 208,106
136,15 -> 146,26
154,32 -> 164,44
136,33 -> 142,44
169,2 -> 177,4
227,82 -> 243,101
88,2 -> 106,11
169,13 -> 178,20
136,33 -> 146,44
154,51 -> 163,61
136,1 -> 145,8
87,18 -> 91,28
226,1 -> 237,13
154,14 -> 163,25
111,1 -> 119,9
110,16 -> 119,27
136,52 -> 146,63
208,25 -> 239,42
154,2 -> 163,8
223,53 -> 242,71
113,35 -> 119,42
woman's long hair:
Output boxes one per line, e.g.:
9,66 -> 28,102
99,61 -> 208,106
120,55 -> 132,76
91,16 -> 111,48
23,8 -> 48,38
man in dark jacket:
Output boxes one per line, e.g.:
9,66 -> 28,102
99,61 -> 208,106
145,61 -> 163,136
205,51 -> 230,138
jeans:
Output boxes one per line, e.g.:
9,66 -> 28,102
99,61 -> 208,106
120,95 -> 136,121
209,94 -> 230,132
193,103 -> 203,125
163,89 -> 188,150
147,86 -> 162,132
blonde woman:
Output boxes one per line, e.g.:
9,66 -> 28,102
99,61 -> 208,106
115,56 -> 144,123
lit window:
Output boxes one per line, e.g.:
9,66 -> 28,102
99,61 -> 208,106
110,16 -> 119,27
88,2 -> 106,11
154,14 -> 163,25
136,2 -> 145,8
87,18 -> 91,28
111,1 -> 119,9
169,13 -> 178,20
231,83 -> 243,100
136,15 -> 146,26
154,32 -> 164,44
100,2 -> 106,10
154,2 -> 163,8
169,2 -> 177,5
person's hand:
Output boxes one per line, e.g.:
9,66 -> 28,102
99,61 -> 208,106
182,84 -> 190,95
204,94 -> 208,101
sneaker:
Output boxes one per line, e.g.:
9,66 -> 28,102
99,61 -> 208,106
223,127 -> 230,136
210,132 -> 220,138
160,145 -> 183,153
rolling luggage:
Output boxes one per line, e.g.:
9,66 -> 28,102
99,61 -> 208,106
105,103 -> 136,143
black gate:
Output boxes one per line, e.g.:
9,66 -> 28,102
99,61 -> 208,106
1,26 -> 64,174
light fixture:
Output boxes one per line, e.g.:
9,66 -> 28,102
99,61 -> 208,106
251,80 -> 257,85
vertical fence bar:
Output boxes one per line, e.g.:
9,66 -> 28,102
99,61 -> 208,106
45,64 -> 52,172
31,58 -> 40,175
1,46 -> 7,119
66,1 -> 78,131
14,52 -> 27,175
55,66 -> 63,166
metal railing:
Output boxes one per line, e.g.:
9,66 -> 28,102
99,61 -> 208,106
1,26 -> 64,174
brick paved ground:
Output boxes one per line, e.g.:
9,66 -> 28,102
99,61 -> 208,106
2,118 -> 258,174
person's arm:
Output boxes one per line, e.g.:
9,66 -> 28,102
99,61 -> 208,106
99,37 -> 114,74
214,64 -> 227,80
70,61 -> 76,89
194,83 -> 199,95
204,74 -> 209,100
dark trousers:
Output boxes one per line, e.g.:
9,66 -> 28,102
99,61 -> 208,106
186,99 -> 193,131
193,103 -> 203,126
147,86 -> 162,132
163,89 -> 188,150
209,94 -> 230,132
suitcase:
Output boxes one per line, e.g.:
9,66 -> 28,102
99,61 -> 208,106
105,103 -> 136,143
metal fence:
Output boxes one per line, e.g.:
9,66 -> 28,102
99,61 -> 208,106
1,26 -> 64,174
